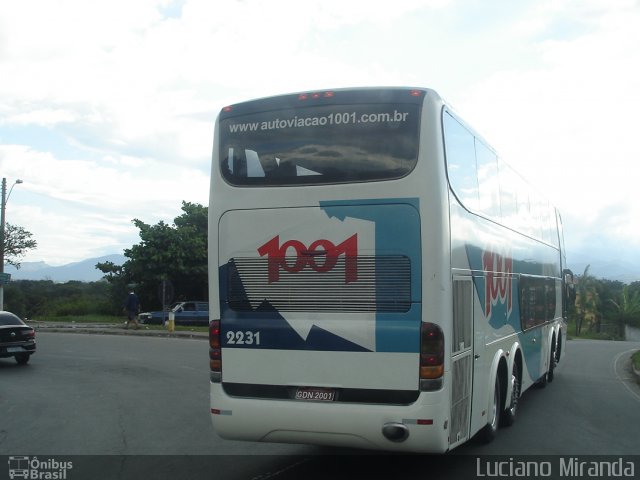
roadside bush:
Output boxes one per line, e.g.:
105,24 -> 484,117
48,297 -> 112,316
626,316 -> 640,329
4,280 -> 113,319
632,351 -> 640,371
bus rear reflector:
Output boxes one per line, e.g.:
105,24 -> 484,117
420,322 -> 444,390
417,419 -> 434,425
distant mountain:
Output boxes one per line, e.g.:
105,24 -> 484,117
569,250 -> 640,284
5,254 -> 127,282
5,252 -> 639,284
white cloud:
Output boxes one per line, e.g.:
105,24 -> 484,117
0,143 -> 208,264
454,0 -> 640,252
10,204 -> 135,266
1,0 -> 455,169
1,108 -> 77,127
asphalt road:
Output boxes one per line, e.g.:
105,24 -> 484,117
1,333 -> 639,480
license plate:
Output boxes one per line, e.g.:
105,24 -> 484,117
7,347 -> 23,353
294,387 -> 335,402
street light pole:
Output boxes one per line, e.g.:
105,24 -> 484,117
1,177 -> 7,311
1,177 -> 24,311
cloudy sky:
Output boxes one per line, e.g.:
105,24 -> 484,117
1,0 -> 638,278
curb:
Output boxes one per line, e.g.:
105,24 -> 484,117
32,323 -> 208,340
630,349 -> 640,384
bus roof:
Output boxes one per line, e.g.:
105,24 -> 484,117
219,87 -> 438,119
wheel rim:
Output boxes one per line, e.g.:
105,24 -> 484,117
490,380 -> 499,429
509,371 -> 520,416
548,348 -> 556,381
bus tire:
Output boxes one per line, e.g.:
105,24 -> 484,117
501,362 -> 520,427
547,345 -> 556,383
536,371 -> 548,388
478,376 -> 501,443
556,331 -> 563,364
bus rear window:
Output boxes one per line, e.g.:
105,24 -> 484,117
220,103 -> 420,186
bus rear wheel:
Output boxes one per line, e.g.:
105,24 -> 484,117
547,345 -> 556,383
478,376 -> 501,443
501,363 -> 520,427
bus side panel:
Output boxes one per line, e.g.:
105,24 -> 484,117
449,201 -> 562,436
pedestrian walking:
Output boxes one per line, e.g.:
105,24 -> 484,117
124,290 -> 141,330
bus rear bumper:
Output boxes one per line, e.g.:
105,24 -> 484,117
210,382 -> 450,453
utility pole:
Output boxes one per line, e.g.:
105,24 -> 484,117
1,177 -> 7,310
0,177 -> 23,311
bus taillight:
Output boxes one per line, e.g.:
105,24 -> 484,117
298,91 -> 335,101
210,319 -> 222,382
419,322 -> 444,391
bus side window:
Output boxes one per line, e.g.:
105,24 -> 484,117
520,276 -> 557,330
475,139 -> 501,220
443,112 -> 479,211
498,160 -> 518,227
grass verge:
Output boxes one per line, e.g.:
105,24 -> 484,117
32,314 -> 208,333
33,314 -> 121,323
137,324 -> 208,333
566,319 -> 622,341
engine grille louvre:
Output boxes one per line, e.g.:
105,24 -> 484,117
449,353 -> 472,446
227,255 -> 411,313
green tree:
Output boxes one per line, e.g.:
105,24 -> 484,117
93,260 -> 129,314
610,285 -> 640,335
97,202 -> 208,312
573,265 -> 599,336
4,223 -> 37,268
595,278 -> 625,335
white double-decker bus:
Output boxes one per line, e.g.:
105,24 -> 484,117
208,87 -> 573,452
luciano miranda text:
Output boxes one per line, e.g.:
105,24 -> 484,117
476,457 -> 635,478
